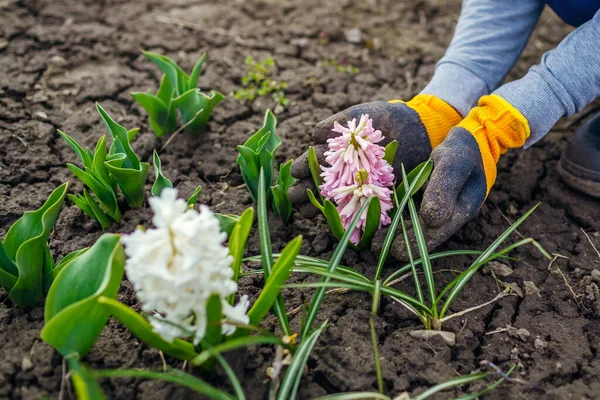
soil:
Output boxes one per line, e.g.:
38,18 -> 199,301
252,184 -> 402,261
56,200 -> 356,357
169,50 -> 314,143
1,0 -> 600,399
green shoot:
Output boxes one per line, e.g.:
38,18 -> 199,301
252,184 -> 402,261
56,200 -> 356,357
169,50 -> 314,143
234,56 -> 289,110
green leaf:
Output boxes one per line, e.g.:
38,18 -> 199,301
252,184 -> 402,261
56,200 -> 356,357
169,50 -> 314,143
58,130 -> 93,168
105,160 -> 150,209
257,168 -> 290,336
95,369 -> 235,400
83,190 -> 112,229
142,50 -> 188,96
187,185 -> 202,206
127,128 -> 140,143
439,204 -> 540,318
227,207 -> 254,304
193,334 -> 290,366
307,146 -> 324,197
188,53 -> 206,90
96,103 -> 141,170
42,248 -> 88,292
236,110 -> 280,201
204,294 -> 223,348
314,393 -> 390,400
356,196 -> 381,250
278,320 -> 328,400
383,140 -> 398,165
41,234 -> 124,356
151,150 -> 173,197
412,372 -> 489,400
322,199 -> 345,241
271,160 -> 296,222
215,213 -> 240,237
402,165 -> 437,318
131,92 -> 176,137
375,160 -> 432,281
66,164 -> 120,222
247,235 -> 302,327
91,136 -> 116,193
306,189 -> 324,213
68,358 -> 106,400
1,183 -> 68,308
172,90 -> 224,133
393,160 -> 433,208
302,198 -> 370,337
96,296 -> 197,360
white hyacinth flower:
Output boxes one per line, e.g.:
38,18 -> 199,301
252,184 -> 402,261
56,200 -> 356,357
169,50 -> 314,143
121,188 -> 249,345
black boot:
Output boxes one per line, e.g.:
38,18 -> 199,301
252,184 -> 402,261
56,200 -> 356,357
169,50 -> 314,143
558,112 -> 600,198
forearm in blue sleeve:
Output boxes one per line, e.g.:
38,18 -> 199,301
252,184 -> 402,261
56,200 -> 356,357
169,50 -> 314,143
495,9 -> 600,147
420,0 -> 544,116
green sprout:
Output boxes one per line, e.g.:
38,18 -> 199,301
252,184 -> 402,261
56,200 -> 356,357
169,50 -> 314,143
0,183 -> 68,308
60,103 -> 150,228
306,141 -> 399,250
323,59 -> 360,74
151,150 -> 202,206
236,110 -> 296,222
133,51 -> 224,136
234,56 -> 289,110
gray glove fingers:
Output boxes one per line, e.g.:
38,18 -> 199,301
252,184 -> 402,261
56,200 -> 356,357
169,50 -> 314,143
420,154 -> 473,228
290,144 -> 328,180
287,178 -> 317,206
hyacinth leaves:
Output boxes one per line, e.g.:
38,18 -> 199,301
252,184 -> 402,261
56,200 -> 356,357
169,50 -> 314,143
41,234 -> 125,357
136,51 -> 224,135
60,104 -> 149,228
236,110 -> 295,222
0,183 -> 68,308
150,150 -> 202,205
306,142 -> 406,250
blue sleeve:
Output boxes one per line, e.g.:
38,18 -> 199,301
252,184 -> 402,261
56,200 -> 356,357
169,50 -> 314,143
496,9 -> 600,147
420,0 -> 545,116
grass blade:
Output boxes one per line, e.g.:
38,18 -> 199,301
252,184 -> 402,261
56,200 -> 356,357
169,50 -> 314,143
374,160 -> 432,280
314,394 -> 390,400
401,165 -> 436,318
369,316 -> 383,393
440,204 -> 540,317
278,321 -> 328,400
301,199 -> 371,338
453,365 -> 516,400
193,334 -> 290,366
213,352 -> 246,400
95,368 -> 235,400
227,207 -> 254,304
258,168 -> 291,336
412,372 -> 488,400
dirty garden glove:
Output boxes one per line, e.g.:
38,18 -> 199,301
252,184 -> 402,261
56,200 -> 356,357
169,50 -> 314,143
288,94 -> 462,205
389,94 -> 531,261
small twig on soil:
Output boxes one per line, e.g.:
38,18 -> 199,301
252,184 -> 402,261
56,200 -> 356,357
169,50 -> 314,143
439,290 -> 511,324
159,108 -> 205,153
286,304 -> 304,317
159,351 -> 168,373
485,327 -> 510,336
581,228 -> 600,261
547,254 -> 582,301
480,360 -> 531,386
11,134 -> 28,148
221,56 -> 242,72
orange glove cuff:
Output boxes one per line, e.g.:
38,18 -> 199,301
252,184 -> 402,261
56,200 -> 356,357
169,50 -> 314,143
390,94 -> 462,148
458,94 -> 530,194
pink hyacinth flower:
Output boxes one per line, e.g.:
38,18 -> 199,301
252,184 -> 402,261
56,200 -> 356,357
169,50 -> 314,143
319,115 -> 395,245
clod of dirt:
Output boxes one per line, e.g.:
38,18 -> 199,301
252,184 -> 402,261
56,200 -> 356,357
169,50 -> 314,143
508,327 -> 531,342
591,269 -> 600,282
524,280 -> 541,297
409,330 -> 456,347
535,338 -> 548,350
482,261 -> 513,277
21,356 -> 33,372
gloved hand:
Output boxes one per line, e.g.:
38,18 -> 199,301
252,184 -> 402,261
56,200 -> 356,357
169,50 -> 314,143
288,94 -> 462,205
389,94 -> 531,260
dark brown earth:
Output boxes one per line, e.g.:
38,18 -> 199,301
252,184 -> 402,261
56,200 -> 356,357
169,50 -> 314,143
1,0 -> 600,399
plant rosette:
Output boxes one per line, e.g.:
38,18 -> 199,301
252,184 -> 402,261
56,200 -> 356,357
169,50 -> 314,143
60,103 -> 149,228
134,51 -> 224,135
236,109 -> 295,222
0,183 -> 69,308
306,114 -> 402,249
